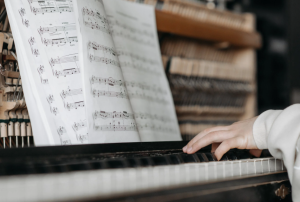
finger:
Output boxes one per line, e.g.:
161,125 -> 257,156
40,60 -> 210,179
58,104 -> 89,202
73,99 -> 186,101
183,126 -> 229,152
211,143 -> 221,153
214,137 -> 243,160
249,149 -> 262,157
187,130 -> 232,154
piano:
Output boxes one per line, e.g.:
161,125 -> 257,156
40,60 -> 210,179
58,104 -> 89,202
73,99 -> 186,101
0,141 -> 291,201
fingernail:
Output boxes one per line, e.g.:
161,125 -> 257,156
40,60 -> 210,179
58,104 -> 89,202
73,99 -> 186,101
187,146 -> 193,153
182,146 -> 187,152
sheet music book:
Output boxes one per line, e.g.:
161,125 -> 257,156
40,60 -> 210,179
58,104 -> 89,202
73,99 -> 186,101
4,0 -> 181,145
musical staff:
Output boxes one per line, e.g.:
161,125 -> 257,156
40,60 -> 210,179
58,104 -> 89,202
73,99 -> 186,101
57,126 -> 67,136
47,96 -> 54,107
60,88 -> 83,99
82,7 -> 108,24
83,21 -> 110,35
117,50 -> 159,65
120,61 -> 160,75
94,123 -> 137,132
109,20 -> 154,38
93,111 -> 134,120
53,68 -> 80,78
72,120 -> 87,132
93,110 -> 175,123
111,30 -> 155,47
91,89 -> 168,104
90,76 -> 166,94
19,8 -> 29,27
136,123 -> 176,133
50,106 -> 58,116
37,65 -> 49,84
30,6 -> 73,15
38,24 -> 76,35
89,55 -> 120,67
65,101 -> 85,111
49,55 -> 79,67
41,36 -> 78,46
92,89 -> 128,99
87,41 -> 117,56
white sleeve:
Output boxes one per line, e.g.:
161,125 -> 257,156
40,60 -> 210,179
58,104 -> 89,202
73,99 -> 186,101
253,104 -> 300,200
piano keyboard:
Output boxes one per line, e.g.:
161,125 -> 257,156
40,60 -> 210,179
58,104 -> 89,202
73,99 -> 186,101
0,157 -> 286,202
0,141 -> 288,202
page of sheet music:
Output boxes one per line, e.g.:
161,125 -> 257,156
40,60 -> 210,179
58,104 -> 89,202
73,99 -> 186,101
103,0 -> 181,141
20,0 -> 89,144
4,0 -> 64,145
74,0 -> 141,143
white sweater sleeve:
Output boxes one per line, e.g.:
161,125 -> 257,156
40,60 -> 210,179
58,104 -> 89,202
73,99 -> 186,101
253,104 -> 300,201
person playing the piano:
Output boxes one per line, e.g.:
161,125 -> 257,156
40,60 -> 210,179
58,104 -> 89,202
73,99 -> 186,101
183,104 -> 300,200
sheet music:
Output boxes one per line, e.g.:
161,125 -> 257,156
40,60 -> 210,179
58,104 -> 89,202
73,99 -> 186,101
74,0 -> 140,143
75,0 -> 181,141
6,0 -> 88,145
103,0 -> 181,141
22,0 -> 89,144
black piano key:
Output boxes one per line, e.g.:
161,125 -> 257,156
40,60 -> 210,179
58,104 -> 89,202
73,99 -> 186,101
237,150 -> 252,159
90,161 -> 107,170
140,158 -> 154,166
68,162 -> 93,171
196,153 -> 209,162
180,154 -> 197,163
205,153 -> 217,161
168,154 -> 182,164
127,158 -> 140,167
220,154 -> 229,161
106,160 -> 125,168
151,156 -> 168,166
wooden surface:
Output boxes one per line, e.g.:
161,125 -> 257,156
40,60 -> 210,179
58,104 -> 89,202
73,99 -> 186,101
155,10 -> 262,49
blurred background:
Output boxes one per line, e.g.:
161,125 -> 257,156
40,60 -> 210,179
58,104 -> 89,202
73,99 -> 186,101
152,0 -> 295,140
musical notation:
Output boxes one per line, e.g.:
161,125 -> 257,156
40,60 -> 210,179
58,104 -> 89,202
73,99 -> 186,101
90,76 -> 122,86
93,110 -> 174,123
38,25 -> 76,35
90,76 -> 166,94
57,126 -> 67,136
91,89 -> 168,104
93,111 -> 134,120
109,20 -> 154,38
53,68 -> 80,78
65,101 -> 85,111
37,65 -> 45,74
89,55 -> 120,67
117,50 -> 158,65
136,123 -> 176,133
83,20 -> 110,35
46,94 -> 54,104
61,139 -> 72,145
50,106 -> 58,116
92,89 -> 128,99
29,6 -> 73,15
94,123 -> 137,132
128,91 -> 168,105
37,65 -> 49,84
40,77 -> 49,84
49,55 -> 79,67
87,41 -> 117,56
82,7 -> 108,24
111,30 -> 155,47
19,8 -> 29,27
72,120 -> 87,132
120,61 -> 160,75
60,88 -> 83,99
41,36 -> 78,46
28,37 -> 39,57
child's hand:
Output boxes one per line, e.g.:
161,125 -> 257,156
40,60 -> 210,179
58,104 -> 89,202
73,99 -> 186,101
182,117 -> 261,160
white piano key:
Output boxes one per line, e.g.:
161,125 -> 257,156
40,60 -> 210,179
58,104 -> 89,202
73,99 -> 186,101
255,159 -> 263,174
269,158 -> 276,172
262,159 -> 270,173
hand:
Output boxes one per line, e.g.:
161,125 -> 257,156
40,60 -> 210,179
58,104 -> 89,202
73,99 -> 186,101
182,117 -> 262,160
